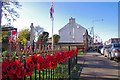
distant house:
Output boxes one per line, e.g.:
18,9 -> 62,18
2,26 -> 17,42
104,38 -> 120,45
2,26 -> 17,51
58,17 -> 89,51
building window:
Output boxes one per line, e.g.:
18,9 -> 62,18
69,32 -> 72,35
77,26 -> 80,29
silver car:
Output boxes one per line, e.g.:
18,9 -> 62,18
100,46 -> 107,55
104,44 -> 112,58
104,43 -> 120,60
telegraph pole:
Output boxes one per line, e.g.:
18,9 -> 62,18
92,19 -> 104,44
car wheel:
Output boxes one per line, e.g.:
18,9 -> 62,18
104,53 -> 106,57
101,50 -> 103,55
101,52 -> 103,55
98,50 -> 101,53
108,53 -> 113,60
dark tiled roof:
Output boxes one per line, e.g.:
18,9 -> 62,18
2,27 -> 17,31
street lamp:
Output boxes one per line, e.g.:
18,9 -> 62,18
92,19 -> 104,44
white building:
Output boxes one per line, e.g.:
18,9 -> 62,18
58,17 -> 89,51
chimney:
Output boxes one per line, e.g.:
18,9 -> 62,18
69,17 -> 75,23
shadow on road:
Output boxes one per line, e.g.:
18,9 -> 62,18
76,52 -> 120,80
79,77 -> 119,80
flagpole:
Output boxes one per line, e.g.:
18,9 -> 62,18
50,0 -> 54,50
52,18 -> 54,50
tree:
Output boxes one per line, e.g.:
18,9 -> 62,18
37,31 -> 49,45
53,34 -> 60,45
34,25 -> 44,35
0,1 -> 2,26
34,25 -> 44,41
1,0 -> 22,27
1,25 -> 9,43
18,29 -> 30,45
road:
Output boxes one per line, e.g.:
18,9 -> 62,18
77,52 -> 120,80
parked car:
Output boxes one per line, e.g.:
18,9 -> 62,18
110,43 -> 120,59
104,44 -> 112,58
104,43 -> 120,60
97,45 -> 103,53
100,45 -> 107,55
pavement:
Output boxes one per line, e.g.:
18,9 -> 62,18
77,52 -> 120,80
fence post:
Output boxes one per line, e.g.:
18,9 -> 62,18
49,68 -> 50,79
24,56 -> 26,80
39,70 -> 41,80
76,54 -> 77,64
53,69 -> 54,80
42,70 -> 44,80
68,46 -> 71,78
30,76 -> 32,80
35,68 -> 37,80
46,69 -> 47,79
51,69 -> 52,80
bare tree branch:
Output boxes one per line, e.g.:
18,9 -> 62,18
2,0 -> 22,26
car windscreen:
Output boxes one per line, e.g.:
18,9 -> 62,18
113,44 -> 120,48
98,46 -> 103,49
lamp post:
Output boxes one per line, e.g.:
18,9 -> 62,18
92,19 -> 104,44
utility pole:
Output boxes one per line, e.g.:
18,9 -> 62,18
92,19 -> 104,44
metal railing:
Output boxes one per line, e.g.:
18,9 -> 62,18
2,44 -> 78,80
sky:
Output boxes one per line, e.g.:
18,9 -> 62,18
1,1 -> 119,43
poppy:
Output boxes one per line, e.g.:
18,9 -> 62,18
25,68 -> 33,76
54,52 -> 63,63
30,54 -> 38,67
37,55 -> 45,70
49,61 -> 57,69
45,54 -> 57,69
60,52 -> 67,62
25,57 -> 35,76
9,62 -> 18,74
42,59 -> 49,69
16,67 -> 26,78
2,60 -> 14,78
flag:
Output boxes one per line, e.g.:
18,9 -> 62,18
50,2 -> 54,19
